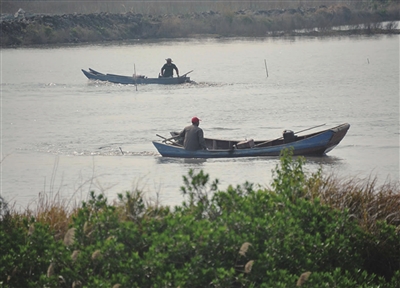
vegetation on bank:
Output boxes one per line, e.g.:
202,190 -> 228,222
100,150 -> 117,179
2,0 -> 399,17
1,0 -> 399,47
1,149 -> 399,287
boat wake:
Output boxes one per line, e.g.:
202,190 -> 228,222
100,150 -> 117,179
27,143 -> 159,157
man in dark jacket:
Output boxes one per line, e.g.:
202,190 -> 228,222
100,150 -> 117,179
178,117 -> 207,151
161,58 -> 179,77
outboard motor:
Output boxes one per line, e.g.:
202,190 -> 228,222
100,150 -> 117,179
283,130 -> 296,143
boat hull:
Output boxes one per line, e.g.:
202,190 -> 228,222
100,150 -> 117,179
82,68 -> 190,85
152,123 -> 350,158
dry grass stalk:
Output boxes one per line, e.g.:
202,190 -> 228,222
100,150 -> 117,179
244,260 -> 254,273
71,250 -> 80,262
72,280 -> 82,288
307,173 -> 400,232
106,236 -> 115,241
64,228 -> 75,246
14,159 -> 86,240
47,263 -> 55,277
239,242 -> 252,256
18,183 -> 81,241
91,249 -> 102,260
83,222 -> 91,235
296,271 -> 311,286
8,266 -> 18,281
28,224 -> 35,236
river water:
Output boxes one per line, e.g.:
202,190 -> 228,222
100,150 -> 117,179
1,35 -> 399,210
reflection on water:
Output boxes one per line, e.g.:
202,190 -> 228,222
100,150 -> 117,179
155,154 -> 344,166
85,79 -> 226,89
303,156 -> 346,171
156,157 -> 207,165
31,144 -> 158,157
305,155 -> 343,165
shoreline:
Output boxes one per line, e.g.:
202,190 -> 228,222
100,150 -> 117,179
3,31 -> 399,50
1,5 -> 399,48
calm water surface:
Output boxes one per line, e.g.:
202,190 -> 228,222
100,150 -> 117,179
1,36 -> 399,210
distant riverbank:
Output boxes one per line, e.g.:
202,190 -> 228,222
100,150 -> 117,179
1,4 -> 399,48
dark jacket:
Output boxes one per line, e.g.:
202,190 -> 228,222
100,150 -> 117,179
178,124 -> 207,151
161,63 -> 178,77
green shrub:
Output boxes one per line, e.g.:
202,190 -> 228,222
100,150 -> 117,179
44,26 -> 53,37
1,149 -> 398,287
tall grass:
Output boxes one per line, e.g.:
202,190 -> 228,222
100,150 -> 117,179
307,173 -> 400,233
23,191 -> 78,240
0,156 -> 112,239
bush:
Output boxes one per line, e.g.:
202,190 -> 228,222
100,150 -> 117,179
0,149 -> 399,287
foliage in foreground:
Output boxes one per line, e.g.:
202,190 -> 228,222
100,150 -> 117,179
1,150 -> 399,287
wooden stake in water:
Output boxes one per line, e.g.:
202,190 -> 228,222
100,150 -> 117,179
264,59 -> 268,77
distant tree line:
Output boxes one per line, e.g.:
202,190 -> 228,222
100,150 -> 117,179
1,0 -> 398,47
1,0 -> 398,16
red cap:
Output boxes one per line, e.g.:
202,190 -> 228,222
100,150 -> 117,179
191,116 -> 201,124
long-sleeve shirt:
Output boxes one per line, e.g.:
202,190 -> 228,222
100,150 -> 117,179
178,124 -> 207,151
161,63 -> 179,77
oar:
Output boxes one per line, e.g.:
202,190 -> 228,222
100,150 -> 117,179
254,123 -> 326,147
292,123 -> 326,135
156,134 -> 183,146
180,70 -> 193,78
156,133 -> 179,142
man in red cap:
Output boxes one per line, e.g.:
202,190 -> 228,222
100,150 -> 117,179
177,117 -> 207,151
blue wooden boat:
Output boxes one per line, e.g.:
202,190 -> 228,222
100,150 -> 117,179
82,68 -> 192,85
152,123 -> 350,158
